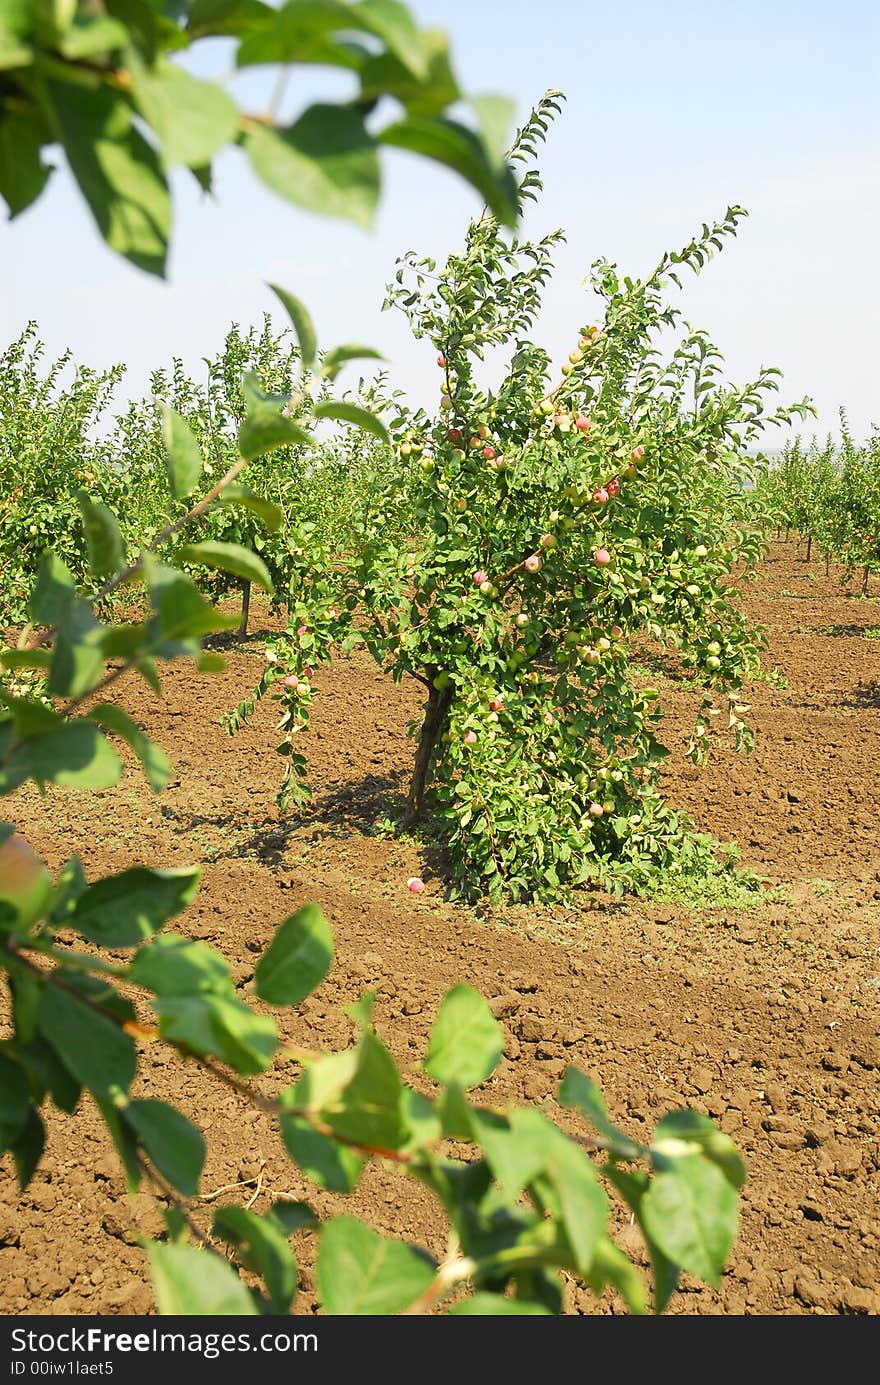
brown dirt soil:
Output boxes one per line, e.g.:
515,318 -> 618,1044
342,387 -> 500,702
2,541 -> 879,1317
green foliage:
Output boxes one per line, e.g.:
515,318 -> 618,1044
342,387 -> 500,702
0,0 -> 520,272
240,97 -> 812,903
752,414 -> 880,590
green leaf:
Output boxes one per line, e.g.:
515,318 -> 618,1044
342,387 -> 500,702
177,541 -> 273,596
267,284 -> 317,371
425,984 -> 503,1088
604,1166 -> 679,1314
317,1217 -> 434,1315
0,1050 -> 31,1151
245,105 -> 379,230
212,1205 -> 298,1313
321,1032 -> 406,1151
312,400 -> 387,441
354,0 -> 427,78
45,82 -> 170,276
38,985 -> 136,1099
197,651 -> 226,673
153,992 -> 277,1075
159,405 -> 203,500
471,1107 -> 549,1200
641,1155 -> 739,1286
67,866 -> 199,948
449,1293 -> 552,1315
318,342 -> 385,380
125,1098 -> 206,1197
129,934 -> 233,997
268,1199 -> 319,1235
278,1112 -> 364,1193
17,1035 -> 81,1116
29,553 -> 75,626
544,1133 -> 608,1276
74,491 -> 123,578
143,558 -> 239,646
90,704 -> 173,792
585,1235 -> 648,1315
95,1096 -> 141,1194
378,115 -> 518,226
57,15 -> 128,59
217,485 -> 283,531
358,28 -> 458,114
559,1066 -> 647,1159
470,93 -> 516,168
344,989 -> 376,1030
130,56 -> 240,169
0,650 -> 51,673
652,1109 -> 746,1190
237,373 -> 313,461
6,722 -> 122,792
0,107 -> 52,217
11,1106 -> 45,1189
186,0 -> 273,39
254,903 -> 333,1005
10,968 -> 43,1044
148,1243 -> 258,1315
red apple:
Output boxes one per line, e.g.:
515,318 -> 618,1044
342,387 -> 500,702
593,549 -> 611,566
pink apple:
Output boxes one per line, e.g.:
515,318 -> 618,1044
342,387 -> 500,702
283,674 -> 300,689
524,554 -> 542,573
489,696 -> 504,712
407,877 -> 426,893
610,625 -> 623,639
297,624 -> 309,636
593,549 -> 611,566
437,354 -> 447,367
0,834 -> 52,928
473,570 -> 489,587
481,445 -> 496,460
464,730 -> 478,745
588,802 -> 604,818
592,488 -> 609,505
575,415 -> 591,432
515,613 -> 530,628
606,477 -> 621,497
447,427 -> 463,444
631,445 -> 645,463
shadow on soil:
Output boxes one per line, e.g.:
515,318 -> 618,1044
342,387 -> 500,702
839,680 -> 880,710
159,772 -> 409,865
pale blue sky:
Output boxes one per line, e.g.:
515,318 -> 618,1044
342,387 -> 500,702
3,0 -> 878,438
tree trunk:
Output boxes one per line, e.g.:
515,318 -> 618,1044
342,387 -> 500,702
863,567 -> 870,597
405,684 -> 453,824
806,535 -> 812,562
238,579 -> 251,637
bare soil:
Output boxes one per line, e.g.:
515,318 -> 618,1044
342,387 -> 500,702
2,541 -> 879,1316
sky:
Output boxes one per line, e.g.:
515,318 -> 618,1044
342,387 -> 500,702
2,0 -> 879,441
